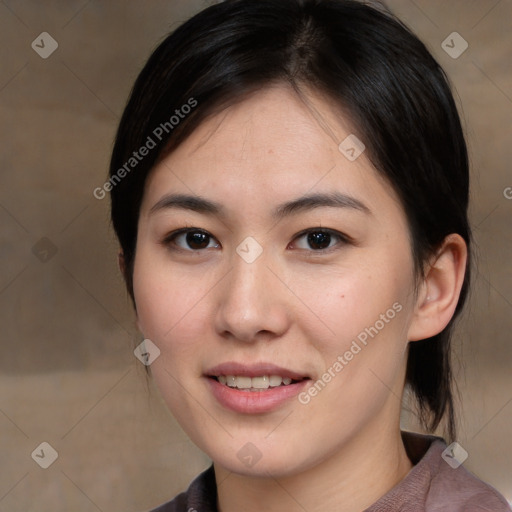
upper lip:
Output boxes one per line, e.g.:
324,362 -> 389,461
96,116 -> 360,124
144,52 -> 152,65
205,362 -> 310,380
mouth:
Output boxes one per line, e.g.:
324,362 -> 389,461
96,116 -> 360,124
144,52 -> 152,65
208,374 -> 307,391
204,362 -> 311,413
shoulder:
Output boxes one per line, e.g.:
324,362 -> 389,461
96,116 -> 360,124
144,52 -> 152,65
366,432 -> 510,511
425,439 -> 510,511
146,465 -> 217,512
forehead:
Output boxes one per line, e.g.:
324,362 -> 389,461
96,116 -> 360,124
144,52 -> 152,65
141,84 -> 400,217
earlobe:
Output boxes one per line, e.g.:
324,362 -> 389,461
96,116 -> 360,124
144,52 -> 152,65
407,234 -> 467,342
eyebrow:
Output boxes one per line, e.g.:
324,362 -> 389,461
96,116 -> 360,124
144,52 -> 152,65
150,194 -> 221,216
149,192 -> 371,218
274,192 -> 371,218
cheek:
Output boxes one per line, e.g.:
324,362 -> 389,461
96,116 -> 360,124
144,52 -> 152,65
290,252 -> 414,388
293,263 -> 406,338
132,251 -> 212,360
132,254 -> 215,426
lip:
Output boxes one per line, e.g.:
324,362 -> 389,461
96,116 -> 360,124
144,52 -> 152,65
205,362 -> 309,380
206,376 -> 310,414
204,362 -> 311,414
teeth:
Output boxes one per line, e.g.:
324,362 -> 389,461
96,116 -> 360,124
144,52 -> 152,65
269,375 -> 282,387
252,376 -> 269,389
235,376 -> 252,388
217,375 -> 296,389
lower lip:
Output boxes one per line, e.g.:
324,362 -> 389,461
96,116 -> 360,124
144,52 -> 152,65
206,377 -> 310,414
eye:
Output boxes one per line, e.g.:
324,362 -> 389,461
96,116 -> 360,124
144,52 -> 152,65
163,228 -> 220,251
292,228 -> 349,251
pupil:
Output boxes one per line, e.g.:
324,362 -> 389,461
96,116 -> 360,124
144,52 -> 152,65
187,231 -> 209,249
308,231 -> 331,250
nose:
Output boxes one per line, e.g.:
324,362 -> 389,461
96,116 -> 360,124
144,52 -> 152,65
214,251 -> 291,343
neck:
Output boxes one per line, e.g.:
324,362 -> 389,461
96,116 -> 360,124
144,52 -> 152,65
214,424 -> 413,512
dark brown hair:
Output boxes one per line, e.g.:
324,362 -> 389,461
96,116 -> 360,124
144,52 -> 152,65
109,0 -> 471,441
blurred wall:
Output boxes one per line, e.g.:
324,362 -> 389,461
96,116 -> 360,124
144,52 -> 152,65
0,1 -> 510,510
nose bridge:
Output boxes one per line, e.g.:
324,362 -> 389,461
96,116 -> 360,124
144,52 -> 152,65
230,254 -> 263,301
214,246 -> 288,341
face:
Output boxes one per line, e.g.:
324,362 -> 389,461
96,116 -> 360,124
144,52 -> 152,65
133,85 -> 419,477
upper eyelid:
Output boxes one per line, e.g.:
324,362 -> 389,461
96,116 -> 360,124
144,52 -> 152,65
291,229 -> 351,252
293,227 -> 350,241
164,227 -> 350,250
290,228 -> 354,250
164,227 -> 345,239
164,227 -> 210,239
164,228 -> 219,245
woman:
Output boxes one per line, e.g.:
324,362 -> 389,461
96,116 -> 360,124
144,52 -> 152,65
109,0 -> 511,510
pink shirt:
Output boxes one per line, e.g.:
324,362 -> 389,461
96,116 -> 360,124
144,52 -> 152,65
366,432 -> 511,511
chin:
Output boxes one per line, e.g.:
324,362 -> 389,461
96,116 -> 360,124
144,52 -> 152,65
208,438 -> 315,479
218,455 -> 299,478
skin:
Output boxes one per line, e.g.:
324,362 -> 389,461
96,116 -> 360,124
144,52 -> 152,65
130,84 -> 467,512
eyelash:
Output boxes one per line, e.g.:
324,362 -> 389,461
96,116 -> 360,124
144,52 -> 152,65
161,227 -> 351,254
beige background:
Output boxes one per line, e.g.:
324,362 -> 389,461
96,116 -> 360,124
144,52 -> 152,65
0,1 -> 511,510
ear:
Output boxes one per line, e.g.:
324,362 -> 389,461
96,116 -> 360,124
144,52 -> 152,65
407,234 -> 468,342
